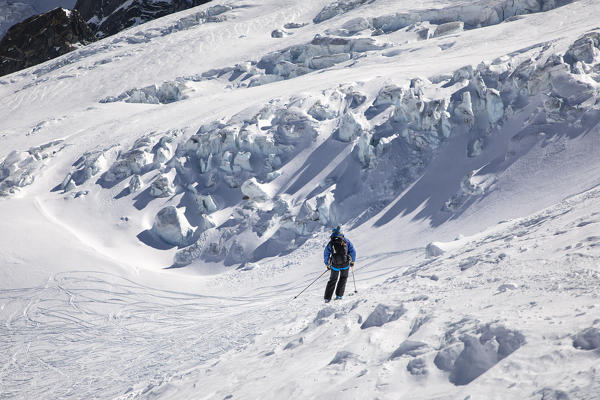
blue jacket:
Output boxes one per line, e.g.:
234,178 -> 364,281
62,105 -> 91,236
324,235 -> 356,271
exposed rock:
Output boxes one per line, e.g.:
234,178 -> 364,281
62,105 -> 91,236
0,8 -> 95,77
74,0 -> 212,38
0,2 -> 36,40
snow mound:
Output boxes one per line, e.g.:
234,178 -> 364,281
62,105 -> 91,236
572,327 -> 600,350
42,28 -> 600,270
128,174 -> 142,193
150,174 -> 175,198
426,238 -> 466,257
360,303 -> 406,329
406,357 -> 428,375
60,150 -> 108,191
101,81 -> 188,104
74,29 -> 600,267
152,206 -> 195,246
389,340 -> 428,359
201,35 -> 386,88
314,306 -> 336,323
101,136 -> 156,183
371,0 -> 573,35
313,0 -> 370,24
241,177 -> 271,202
328,350 -> 360,365
101,132 -> 178,186
0,140 -> 65,197
435,323 -> 526,386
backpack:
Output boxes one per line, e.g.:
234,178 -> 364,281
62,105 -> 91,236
329,236 -> 349,267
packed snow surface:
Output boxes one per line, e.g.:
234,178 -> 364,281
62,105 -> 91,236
1,0 -> 600,399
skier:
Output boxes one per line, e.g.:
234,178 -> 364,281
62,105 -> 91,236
323,226 -> 356,302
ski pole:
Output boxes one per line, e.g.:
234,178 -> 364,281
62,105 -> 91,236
293,268 -> 329,299
351,263 -> 358,294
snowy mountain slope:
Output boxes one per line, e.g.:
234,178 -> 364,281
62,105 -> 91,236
141,186 -> 600,399
1,0 -> 600,398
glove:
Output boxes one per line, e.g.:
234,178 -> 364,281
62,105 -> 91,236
350,261 -> 355,267
325,264 -> 331,270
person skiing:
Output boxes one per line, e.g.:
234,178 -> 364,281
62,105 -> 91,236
323,226 -> 356,302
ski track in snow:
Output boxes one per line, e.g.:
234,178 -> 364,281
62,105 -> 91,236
0,271 -> 269,399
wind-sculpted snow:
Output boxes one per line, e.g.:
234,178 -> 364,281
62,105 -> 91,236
83,30 -> 600,267
4,0 -> 600,398
315,0 -> 575,37
360,303 -> 405,329
171,98 -> 331,265
434,323 -> 526,385
572,327 -> 600,350
153,205 -> 195,246
58,148 -> 112,192
313,0 -> 373,24
100,80 -> 189,104
0,140 -> 66,197
197,35 -> 387,89
99,131 -> 177,185
163,183 -> 600,398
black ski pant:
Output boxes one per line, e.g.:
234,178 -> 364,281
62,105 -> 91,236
324,268 -> 349,300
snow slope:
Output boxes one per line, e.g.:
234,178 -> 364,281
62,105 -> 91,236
1,0 -> 600,398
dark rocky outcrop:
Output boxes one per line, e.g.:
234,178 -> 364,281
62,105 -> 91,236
74,0 -> 212,38
0,8 -> 95,77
